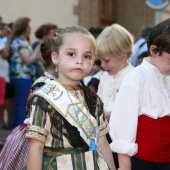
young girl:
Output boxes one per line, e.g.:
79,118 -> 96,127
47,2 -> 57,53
109,19 -> 170,170
24,26 -> 116,170
0,38 -> 57,170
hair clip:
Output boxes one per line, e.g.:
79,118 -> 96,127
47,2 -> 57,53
53,29 -> 63,37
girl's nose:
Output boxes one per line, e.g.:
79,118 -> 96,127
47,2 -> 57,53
75,56 -> 83,64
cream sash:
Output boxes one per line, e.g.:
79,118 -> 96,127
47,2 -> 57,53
32,76 -> 52,86
33,80 -> 99,147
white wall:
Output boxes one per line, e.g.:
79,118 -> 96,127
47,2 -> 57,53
0,0 -> 78,42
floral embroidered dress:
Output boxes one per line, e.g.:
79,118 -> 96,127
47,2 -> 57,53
23,80 -> 110,170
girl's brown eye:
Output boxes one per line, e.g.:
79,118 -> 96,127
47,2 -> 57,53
84,55 -> 92,60
68,53 -> 74,56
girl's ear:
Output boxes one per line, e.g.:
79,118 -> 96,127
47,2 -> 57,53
150,45 -> 158,56
51,52 -> 59,65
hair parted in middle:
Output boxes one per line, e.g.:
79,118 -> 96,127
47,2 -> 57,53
95,23 -> 134,59
50,25 -> 96,55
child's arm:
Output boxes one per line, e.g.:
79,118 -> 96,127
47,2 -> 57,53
104,111 -> 111,122
117,153 -> 131,170
98,135 -> 116,170
27,139 -> 44,170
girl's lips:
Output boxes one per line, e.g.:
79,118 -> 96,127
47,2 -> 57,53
74,68 -> 82,71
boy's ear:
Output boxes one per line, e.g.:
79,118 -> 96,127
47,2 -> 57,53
51,52 -> 59,64
150,45 -> 158,56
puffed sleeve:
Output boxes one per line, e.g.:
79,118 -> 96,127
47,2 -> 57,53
26,95 -> 49,143
109,78 -> 140,156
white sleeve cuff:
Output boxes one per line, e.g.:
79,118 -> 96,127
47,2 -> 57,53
24,118 -> 30,124
110,140 -> 138,156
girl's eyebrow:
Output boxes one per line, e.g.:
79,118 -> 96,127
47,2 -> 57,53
66,48 -> 93,54
65,48 -> 76,51
85,51 -> 93,54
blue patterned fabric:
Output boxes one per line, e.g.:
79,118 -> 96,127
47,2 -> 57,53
10,37 -> 36,80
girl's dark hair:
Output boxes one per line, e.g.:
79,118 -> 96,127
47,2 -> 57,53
80,80 -> 92,114
40,38 -> 53,67
147,18 -> 170,55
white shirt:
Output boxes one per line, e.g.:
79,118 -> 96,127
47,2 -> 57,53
109,58 -> 170,156
0,38 -> 9,82
97,63 -> 134,112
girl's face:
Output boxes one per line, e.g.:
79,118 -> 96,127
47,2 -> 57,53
150,45 -> 170,75
54,33 -> 95,85
99,55 -> 128,75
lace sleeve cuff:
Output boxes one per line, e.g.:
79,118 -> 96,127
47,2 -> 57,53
99,115 -> 109,136
26,124 -> 49,143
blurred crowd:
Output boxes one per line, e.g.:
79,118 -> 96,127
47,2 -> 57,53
0,15 -> 58,129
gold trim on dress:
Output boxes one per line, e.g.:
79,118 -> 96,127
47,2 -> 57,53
99,126 -> 109,136
27,124 -> 49,136
26,131 -> 47,143
98,115 -> 109,136
26,125 -> 49,143
99,120 -> 108,131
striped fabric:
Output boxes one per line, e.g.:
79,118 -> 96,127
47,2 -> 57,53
23,150 -> 109,170
44,150 -> 109,170
0,124 -> 29,170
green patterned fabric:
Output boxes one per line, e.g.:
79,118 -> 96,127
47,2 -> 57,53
23,85 -> 109,170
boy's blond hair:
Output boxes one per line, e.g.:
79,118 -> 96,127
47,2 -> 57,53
95,24 -> 134,59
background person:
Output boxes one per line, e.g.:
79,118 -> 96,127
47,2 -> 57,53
130,25 -> 152,67
0,16 -> 13,129
95,23 -> 134,169
0,37 -> 57,170
96,24 -> 134,122
10,17 -> 42,129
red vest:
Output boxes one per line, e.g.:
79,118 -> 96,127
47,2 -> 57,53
135,115 -> 170,163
